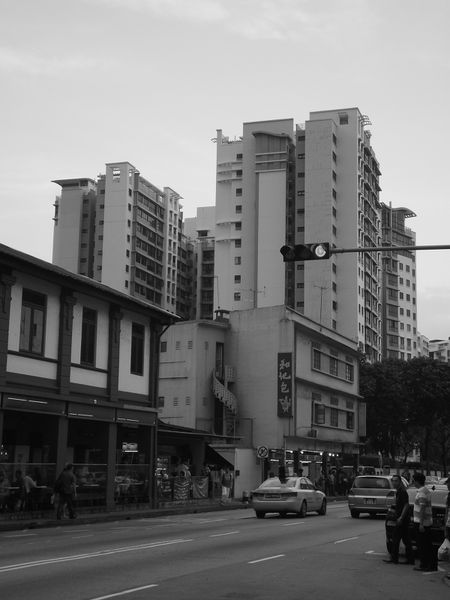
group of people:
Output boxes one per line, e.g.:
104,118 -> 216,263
0,468 -> 38,512
384,472 -> 450,573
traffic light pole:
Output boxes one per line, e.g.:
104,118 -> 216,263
331,244 -> 450,255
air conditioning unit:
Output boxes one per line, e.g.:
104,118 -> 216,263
307,428 -> 318,438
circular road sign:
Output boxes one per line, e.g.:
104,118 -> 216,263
256,445 -> 269,459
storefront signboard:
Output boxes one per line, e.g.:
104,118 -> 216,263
3,395 -> 65,415
277,352 -> 293,418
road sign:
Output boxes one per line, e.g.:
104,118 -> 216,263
256,445 -> 269,459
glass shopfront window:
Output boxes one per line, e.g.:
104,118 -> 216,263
0,411 -> 58,513
115,425 -> 150,505
67,419 -> 108,508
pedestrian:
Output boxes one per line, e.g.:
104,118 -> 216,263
411,472 -> 436,571
55,463 -> 77,520
221,467 -> 233,503
383,474 -> 414,564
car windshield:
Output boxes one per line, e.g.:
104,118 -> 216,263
353,476 -> 390,489
259,477 -> 298,488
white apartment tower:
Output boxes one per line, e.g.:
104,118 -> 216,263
214,120 -> 295,313
52,162 -> 188,317
215,109 -> 383,361
381,205 -> 418,359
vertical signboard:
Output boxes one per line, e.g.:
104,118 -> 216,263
277,352 -> 293,418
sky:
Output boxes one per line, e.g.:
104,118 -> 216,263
1,0 -> 449,340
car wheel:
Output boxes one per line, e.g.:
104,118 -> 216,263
255,511 -> 265,519
350,510 -> 360,519
298,501 -> 307,517
317,499 -> 327,515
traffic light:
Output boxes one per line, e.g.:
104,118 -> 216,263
280,243 -> 331,262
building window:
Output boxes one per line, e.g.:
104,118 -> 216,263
158,396 -> 164,408
346,412 -> 354,430
345,363 -> 354,382
234,256 -> 241,265
236,188 -> 242,196
185,396 -> 191,405
235,205 -> 242,214
173,397 -> 179,407
330,396 -> 339,406
332,171 -> 337,182
235,239 -> 241,248
297,172 -> 305,178
235,222 -> 242,230
313,349 -> 321,370
19,289 -> 46,355
236,170 -> 243,177
187,340 -> 193,349
339,113 -> 348,125
236,153 -> 243,160
80,307 -> 97,366
329,357 -> 338,376
234,275 -> 241,284
130,323 -> 145,375
330,408 -> 338,427
175,341 -> 180,350
332,133 -> 337,145
234,292 -> 241,301
160,341 -> 167,352
314,403 -> 325,425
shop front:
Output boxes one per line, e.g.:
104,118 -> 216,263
0,394 -> 157,516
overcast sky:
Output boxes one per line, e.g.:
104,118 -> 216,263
1,0 -> 449,340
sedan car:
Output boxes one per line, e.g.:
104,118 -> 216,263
347,475 -> 408,518
250,476 -> 326,519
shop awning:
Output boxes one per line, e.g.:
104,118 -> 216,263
206,444 -> 235,468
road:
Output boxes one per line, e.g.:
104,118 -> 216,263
0,502 -> 448,599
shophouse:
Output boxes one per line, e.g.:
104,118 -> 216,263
0,243 -> 177,514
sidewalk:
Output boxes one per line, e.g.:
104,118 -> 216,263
0,496 -> 347,532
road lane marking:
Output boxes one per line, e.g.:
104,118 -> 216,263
0,539 -> 193,573
3,533 -> 37,538
249,554 -> 285,564
365,551 -> 385,555
209,531 -> 239,537
87,583 -> 158,599
72,535 -> 94,539
334,536 -> 359,544
197,518 -> 226,523
281,521 -> 305,527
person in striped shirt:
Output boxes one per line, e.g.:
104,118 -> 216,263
412,472 -> 436,571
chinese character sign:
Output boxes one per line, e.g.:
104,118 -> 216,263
277,352 -> 293,418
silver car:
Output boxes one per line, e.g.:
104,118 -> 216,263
348,474 -> 408,518
250,476 -> 327,519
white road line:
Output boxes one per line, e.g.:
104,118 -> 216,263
197,518 -> 226,523
281,521 -> 305,527
0,539 -> 193,573
72,535 -> 94,539
334,536 -> 359,544
3,533 -> 37,538
88,583 -> 158,600
365,551 -> 385,555
249,554 -> 285,564
209,531 -> 239,537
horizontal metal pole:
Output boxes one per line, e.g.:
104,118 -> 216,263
331,244 -> 450,255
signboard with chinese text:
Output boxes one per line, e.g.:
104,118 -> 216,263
277,352 -> 293,418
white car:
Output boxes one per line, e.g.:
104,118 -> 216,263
250,476 -> 326,519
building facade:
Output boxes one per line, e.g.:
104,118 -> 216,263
381,205 -> 418,359
428,338 -> 450,363
158,306 -> 364,495
0,243 -> 176,513
52,162 -> 192,319
214,109 -> 383,362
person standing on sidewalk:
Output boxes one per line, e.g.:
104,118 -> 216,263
383,474 -> 414,564
221,467 -> 233,503
55,463 -> 77,520
412,472 -> 436,571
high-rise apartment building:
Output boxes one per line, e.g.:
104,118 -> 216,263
184,207 -> 216,320
214,108 -> 383,361
52,162 -> 192,318
381,205 -> 418,359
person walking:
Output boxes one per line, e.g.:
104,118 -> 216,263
55,463 -> 77,520
412,472 -> 436,571
383,474 -> 414,564
221,467 -> 233,503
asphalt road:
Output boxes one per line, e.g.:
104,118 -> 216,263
0,502 -> 448,600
